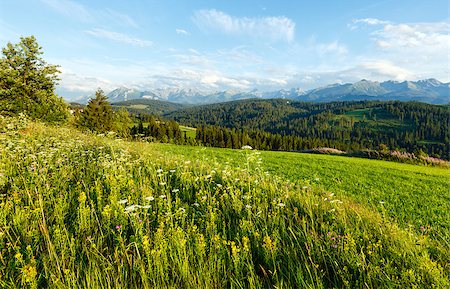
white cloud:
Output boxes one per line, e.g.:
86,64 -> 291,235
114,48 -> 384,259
353,18 -> 390,26
102,9 -> 140,29
373,22 -> 449,50
85,28 -> 153,47
355,60 -> 414,80
41,0 -> 92,22
316,41 -> 348,56
41,1 -> 139,29
370,22 -> 450,81
192,9 -> 295,42
348,18 -> 390,30
176,28 -> 189,35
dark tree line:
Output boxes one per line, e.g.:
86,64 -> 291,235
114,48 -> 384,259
196,125 -> 365,152
167,100 -> 449,159
131,115 -> 192,144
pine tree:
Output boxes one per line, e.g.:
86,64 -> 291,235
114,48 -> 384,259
78,89 -> 114,132
0,36 -> 68,122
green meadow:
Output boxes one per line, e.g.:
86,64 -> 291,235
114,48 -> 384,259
153,143 -> 450,239
1,117 -> 449,288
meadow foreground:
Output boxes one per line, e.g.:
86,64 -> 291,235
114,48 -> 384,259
0,117 -> 449,288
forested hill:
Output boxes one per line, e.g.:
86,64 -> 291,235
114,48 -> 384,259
165,99 -> 450,159
111,99 -> 186,115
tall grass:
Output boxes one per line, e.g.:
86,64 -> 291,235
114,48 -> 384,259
0,116 -> 448,288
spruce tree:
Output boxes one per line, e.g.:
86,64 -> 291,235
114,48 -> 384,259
78,89 -> 114,132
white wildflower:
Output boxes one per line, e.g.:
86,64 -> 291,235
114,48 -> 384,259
118,199 -> 128,205
124,205 -> 138,212
145,196 -> 155,201
241,145 -> 253,150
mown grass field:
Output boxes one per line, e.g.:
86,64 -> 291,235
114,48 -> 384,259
179,125 -> 196,139
1,116 -> 449,288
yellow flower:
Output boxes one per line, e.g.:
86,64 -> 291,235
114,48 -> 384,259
230,241 -> 241,258
143,235 -> 149,247
78,192 -> 86,203
263,235 -> 276,252
15,252 -> 23,263
242,236 -> 250,252
22,264 -> 37,284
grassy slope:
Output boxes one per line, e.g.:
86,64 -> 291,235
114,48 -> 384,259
1,119 -> 449,288
148,143 -> 450,239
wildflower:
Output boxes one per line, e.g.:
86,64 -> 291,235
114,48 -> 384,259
78,192 -> 87,203
230,241 -> 240,257
22,264 -> 37,284
124,205 -> 138,212
145,196 -> 155,201
142,235 -> 149,247
15,252 -> 23,263
118,199 -> 128,205
245,204 -> 252,209
263,235 -> 276,252
193,202 -> 200,207
159,182 -> 166,186
172,189 -> 180,193
420,225 -> 427,232
277,202 -> 286,207
115,225 -> 121,230
242,236 -> 250,252
241,145 -> 253,150
156,169 -> 163,173
169,169 -> 176,173
159,194 -> 166,199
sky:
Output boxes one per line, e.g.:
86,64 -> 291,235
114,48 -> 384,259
1,0 -> 449,99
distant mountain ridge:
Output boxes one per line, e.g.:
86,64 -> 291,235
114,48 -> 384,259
75,79 -> 449,105
298,79 -> 449,104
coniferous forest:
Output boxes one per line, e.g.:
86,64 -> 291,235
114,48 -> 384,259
165,99 -> 449,159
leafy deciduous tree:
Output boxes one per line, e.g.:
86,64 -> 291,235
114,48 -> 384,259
0,36 -> 68,122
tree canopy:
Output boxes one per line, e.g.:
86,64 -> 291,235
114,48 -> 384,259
0,36 -> 68,122
77,89 -> 114,132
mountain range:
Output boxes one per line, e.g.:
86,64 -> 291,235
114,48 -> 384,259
74,79 -> 449,105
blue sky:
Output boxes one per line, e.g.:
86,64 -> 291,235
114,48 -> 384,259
1,0 -> 449,99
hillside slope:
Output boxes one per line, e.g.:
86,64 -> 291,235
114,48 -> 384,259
1,118 -> 448,288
